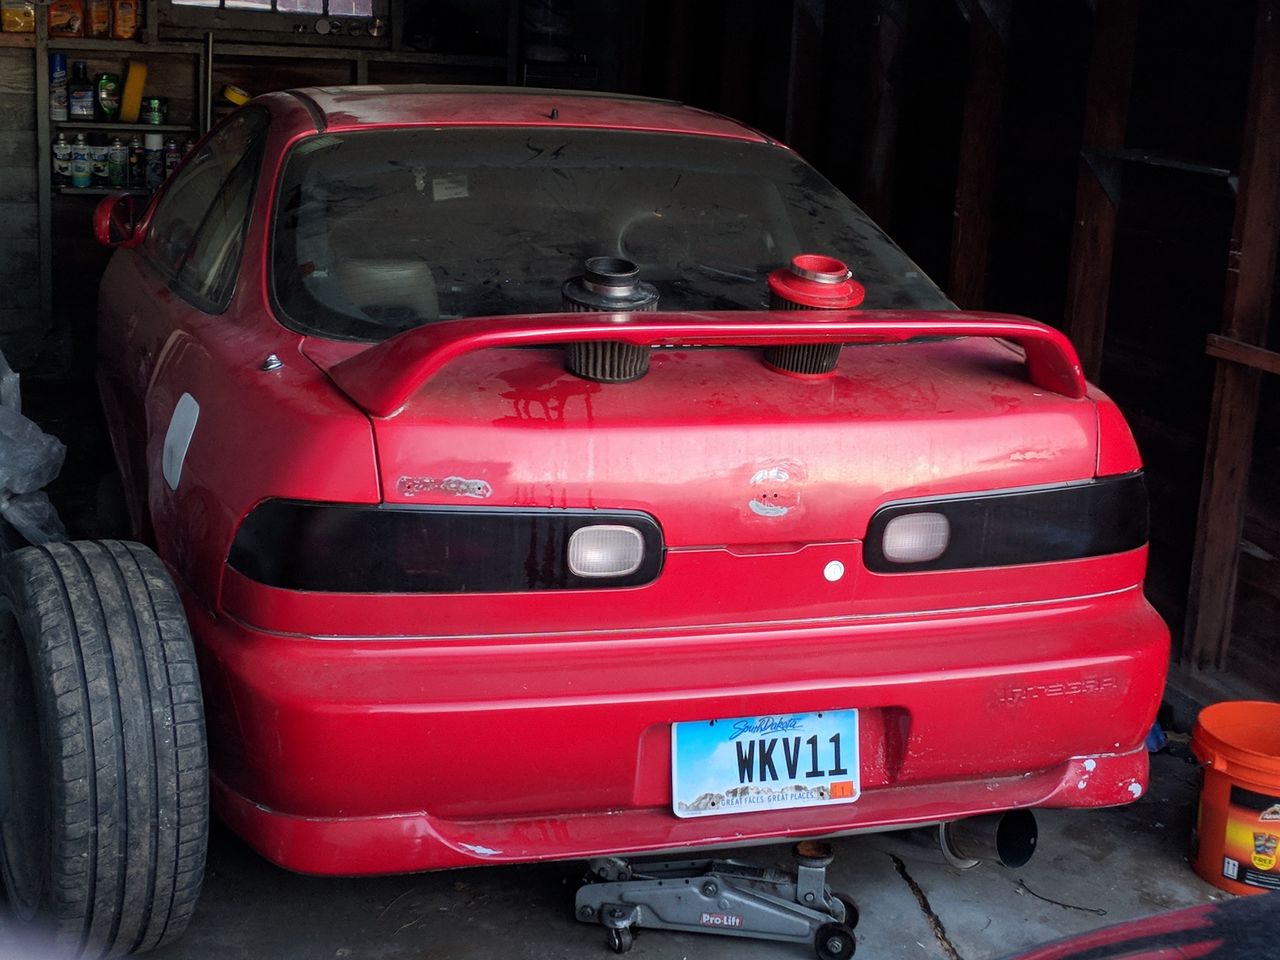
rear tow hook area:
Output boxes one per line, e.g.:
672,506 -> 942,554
574,841 -> 858,959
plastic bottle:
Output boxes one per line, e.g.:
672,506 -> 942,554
108,137 -> 126,189
70,133 -> 90,189
110,0 -> 138,40
49,52 -> 68,122
86,0 -> 108,37
68,60 -> 93,119
95,72 -> 121,122
127,135 -> 144,190
52,133 -> 71,187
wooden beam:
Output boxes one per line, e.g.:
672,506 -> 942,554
784,0 -> 826,156
662,0 -> 691,101
504,0 -> 519,86
1184,0 -> 1280,670
857,0 -> 907,227
1062,0 -> 1141,382
946,2 -> 1009,309
1206,335 -> 1280,377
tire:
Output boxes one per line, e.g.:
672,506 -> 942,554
0,540 -> 208,957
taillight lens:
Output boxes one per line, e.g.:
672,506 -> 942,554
864,472 -> 1148,572
228,501 -> 663,593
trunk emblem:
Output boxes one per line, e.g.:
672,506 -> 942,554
397,476 -> 493,499
747,463 -> 802,518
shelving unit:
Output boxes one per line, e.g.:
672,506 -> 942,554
57,186 -> 151,196
30,9 -> 210,373
56,121 -> 197,133
15,0 -> 518,373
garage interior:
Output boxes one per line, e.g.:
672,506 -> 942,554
0,0 -> 1277,957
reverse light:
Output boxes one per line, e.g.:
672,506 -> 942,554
881,512 -> 950,563
567,525 -> 645,578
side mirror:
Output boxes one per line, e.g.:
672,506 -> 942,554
93,192 -> 143,248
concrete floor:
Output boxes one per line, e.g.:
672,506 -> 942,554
145,748 -> 1222,960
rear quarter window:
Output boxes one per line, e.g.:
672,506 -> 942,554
143,107 -> 270,313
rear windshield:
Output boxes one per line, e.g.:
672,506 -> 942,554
271,127 -> 950,341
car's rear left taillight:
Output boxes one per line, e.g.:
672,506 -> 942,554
228,501 -> 664,593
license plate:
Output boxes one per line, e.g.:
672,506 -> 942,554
671,710 -> 860,818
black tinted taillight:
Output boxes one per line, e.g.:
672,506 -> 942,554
228,501 -> 664,593
864,472 -> 1148,573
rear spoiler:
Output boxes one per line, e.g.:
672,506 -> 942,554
326,310 -> 1086,418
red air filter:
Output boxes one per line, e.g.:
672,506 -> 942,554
765,254 -> 865,377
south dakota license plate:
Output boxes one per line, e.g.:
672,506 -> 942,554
671,710 -> 860,818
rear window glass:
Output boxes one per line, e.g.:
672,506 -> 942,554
271,127 -> 950,341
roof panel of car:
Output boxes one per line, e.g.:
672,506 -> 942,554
286,85 -> 772,142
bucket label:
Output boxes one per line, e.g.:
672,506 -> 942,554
1224,786 -> 1280,889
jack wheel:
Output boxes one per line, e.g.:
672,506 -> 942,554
608,927 -> 634,954
815,922 -> 856,960
834,892 -> 860,929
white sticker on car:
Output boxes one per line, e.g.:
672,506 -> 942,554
162,393 -> 199,491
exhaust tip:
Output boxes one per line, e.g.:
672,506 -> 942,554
940,810 -> 1038,870
995,809 -> 1038,868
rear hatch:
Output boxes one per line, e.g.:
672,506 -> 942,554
302,312 -> 1103,633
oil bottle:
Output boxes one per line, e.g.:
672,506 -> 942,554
68,60 -> 94,119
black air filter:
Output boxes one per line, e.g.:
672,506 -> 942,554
561,257 -> 658,383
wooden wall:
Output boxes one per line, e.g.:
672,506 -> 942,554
0,47 -> 43,369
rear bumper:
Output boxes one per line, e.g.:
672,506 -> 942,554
191,586 -> 1168,876
212,748 -> 1148,875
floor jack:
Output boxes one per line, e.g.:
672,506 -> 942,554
574,841 -> 858,958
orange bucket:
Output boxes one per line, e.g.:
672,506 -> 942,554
1190,700 -> 1280,894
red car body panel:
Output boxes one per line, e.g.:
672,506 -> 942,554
95,87 -> 1169,877
1001,894 -> 1279,960
296,85 -> 774,141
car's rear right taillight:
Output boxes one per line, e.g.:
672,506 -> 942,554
864,473 -> 1148,573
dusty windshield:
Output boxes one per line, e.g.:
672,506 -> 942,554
271,127 -> 950,341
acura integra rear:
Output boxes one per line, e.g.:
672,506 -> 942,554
93,87 -> 1167,881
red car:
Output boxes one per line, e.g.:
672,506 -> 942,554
0,86 -> 1168,957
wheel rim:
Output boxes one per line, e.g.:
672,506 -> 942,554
0,608 -> 50,921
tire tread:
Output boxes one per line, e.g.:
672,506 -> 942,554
1,540 -> 208,958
